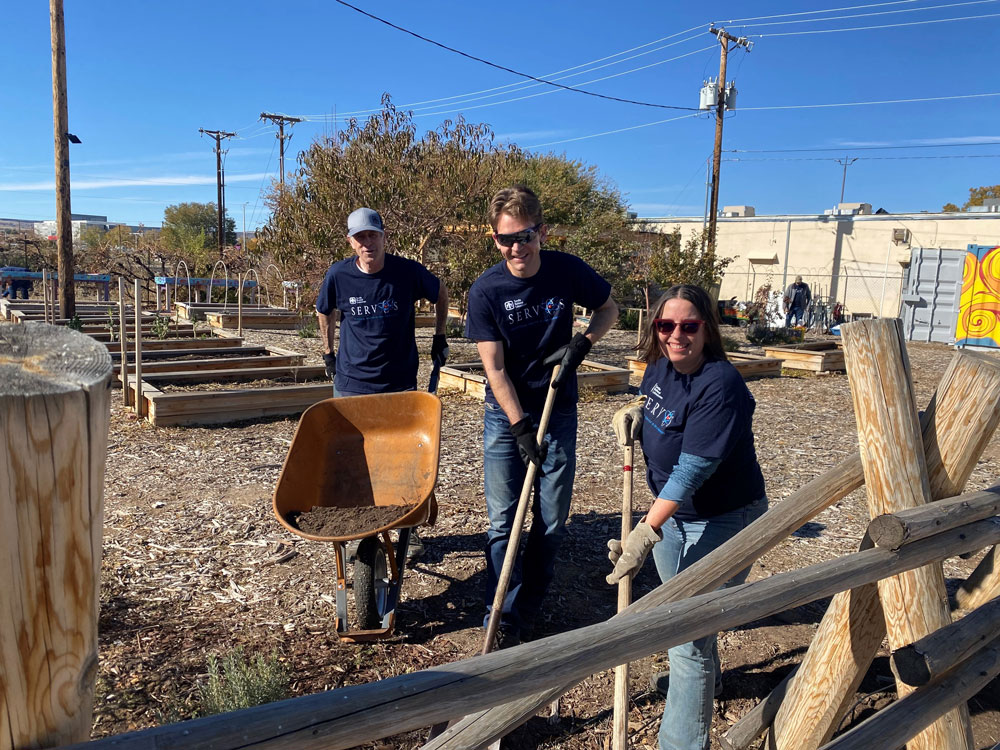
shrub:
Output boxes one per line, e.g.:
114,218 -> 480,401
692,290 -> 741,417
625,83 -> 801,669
197,647 -> 290,716
66,314 -> 84,332
721,334 -> 741,353
618,308 -> 640,331
297,317 -> 318,339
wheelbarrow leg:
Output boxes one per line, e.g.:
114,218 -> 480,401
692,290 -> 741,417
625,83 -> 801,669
377,528 -> 411,630
333,541 -> 350,634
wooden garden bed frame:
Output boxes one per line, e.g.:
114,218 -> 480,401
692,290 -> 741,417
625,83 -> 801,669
103,335 -> 242,353
626,352 -> 784,380
438,359 -> 630,399
763,340 -> 846,373
205,309 -> 303,330
174,301 -> 287,321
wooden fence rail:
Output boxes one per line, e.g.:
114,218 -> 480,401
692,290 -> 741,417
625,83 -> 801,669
55,517 -> 1000,750
426,348 -> 1000,750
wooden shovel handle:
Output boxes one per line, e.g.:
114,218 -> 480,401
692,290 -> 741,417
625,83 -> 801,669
613,441 -> 635,750
482,365 -> 561,655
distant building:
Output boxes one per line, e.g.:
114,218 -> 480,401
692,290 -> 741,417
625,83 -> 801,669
640,202 -> 1000,323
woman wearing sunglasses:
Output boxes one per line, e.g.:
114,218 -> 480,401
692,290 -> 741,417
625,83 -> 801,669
608,283 -> 767,750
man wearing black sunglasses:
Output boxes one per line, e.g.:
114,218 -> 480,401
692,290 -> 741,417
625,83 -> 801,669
465,185 -> 618,647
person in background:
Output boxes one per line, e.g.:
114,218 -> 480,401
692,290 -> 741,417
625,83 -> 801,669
1,280 -> 13,299
783,275 -> 812,327
466,185 -> 618,648
315,207 -> 449,397
608,283 -> 768,750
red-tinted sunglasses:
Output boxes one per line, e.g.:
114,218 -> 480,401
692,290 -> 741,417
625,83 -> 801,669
653,318 -> 704,335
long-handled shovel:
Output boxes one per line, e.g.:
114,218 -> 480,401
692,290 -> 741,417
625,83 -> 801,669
612,439 -> 635,750
425,367 -> 561,745
481,364 -> 560,654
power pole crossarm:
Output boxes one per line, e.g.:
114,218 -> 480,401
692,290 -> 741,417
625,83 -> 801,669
198,128 -> 236,259
706,26 -> 753,255
259,113 -> 303,186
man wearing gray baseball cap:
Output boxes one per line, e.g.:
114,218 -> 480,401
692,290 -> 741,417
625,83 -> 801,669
315,207 -> 449,396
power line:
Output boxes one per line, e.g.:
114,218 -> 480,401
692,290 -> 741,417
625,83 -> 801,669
304,34 -> 709,120
303,30 -> 710,118
747,10 -> 1000,35
331,0 -> 701,111
728,0 -> 999,29
728,140 -> 1000,153
723,153 -> 1000,161
715,0 -> 925,24
528,113 -> 701,148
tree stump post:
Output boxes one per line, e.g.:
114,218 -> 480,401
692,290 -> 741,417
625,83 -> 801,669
0,323 -> 112,749
764,347 -> 1000,750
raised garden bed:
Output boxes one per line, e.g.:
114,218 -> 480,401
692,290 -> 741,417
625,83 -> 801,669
205,309 -> 303,330
763,340 -> 846,373
438,359 -> 630,399
626,352 -> 784,380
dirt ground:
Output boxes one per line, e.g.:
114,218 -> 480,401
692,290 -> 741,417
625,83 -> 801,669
94,324 -> 1000,749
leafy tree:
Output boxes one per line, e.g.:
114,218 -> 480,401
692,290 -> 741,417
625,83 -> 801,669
626,226 -> 733,309
162,202 -> 237,267
941,185 -> 1000,212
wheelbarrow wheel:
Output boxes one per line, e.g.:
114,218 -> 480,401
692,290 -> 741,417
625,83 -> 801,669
353,536 -> 388,630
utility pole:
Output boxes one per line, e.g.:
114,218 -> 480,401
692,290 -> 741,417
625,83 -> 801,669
50,0 -> 75,318
199,128 -> 235,258
259,113 -> 303,186
836,155 -> 859,204
706,26 -> 752,254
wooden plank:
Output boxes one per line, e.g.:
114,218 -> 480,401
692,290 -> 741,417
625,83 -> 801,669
205,311 -> 302,330
145,383 -> 332,427
111,351 -> 290,374
140,365 -> 326,385
765,341 -> 846,373
103,336 -> 241,352
111,346 -> 268,362
626,354 -> 783,380
0,324 -> 112,747
438,360 -> 629,398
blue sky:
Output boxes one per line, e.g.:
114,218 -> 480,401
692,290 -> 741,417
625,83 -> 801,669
3,1 -> 999,230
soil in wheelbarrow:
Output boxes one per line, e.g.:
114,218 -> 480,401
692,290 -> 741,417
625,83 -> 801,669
288,504 -> 417,538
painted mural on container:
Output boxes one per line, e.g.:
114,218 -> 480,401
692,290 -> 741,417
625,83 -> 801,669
956,243 -> 1000,349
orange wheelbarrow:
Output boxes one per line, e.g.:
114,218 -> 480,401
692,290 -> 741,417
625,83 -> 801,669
273,391 -> 441,641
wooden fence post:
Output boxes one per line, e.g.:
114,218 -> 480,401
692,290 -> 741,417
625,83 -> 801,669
954,546 -> 1000,610
0,323 -> 112,749
839,318 -> 970,748
763,347 -> 1000,750
133,280 -> 143,418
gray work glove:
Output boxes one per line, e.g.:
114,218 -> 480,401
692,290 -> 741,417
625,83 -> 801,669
323,352 -> 336,380
606,521 -> 662,584
612,396 -> 646,446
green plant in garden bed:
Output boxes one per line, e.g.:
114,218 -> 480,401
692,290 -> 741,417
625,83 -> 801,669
150,315 -> 171,339
197,647 -> 290,716
297,317 -> 318,338
66,314 -> 84,332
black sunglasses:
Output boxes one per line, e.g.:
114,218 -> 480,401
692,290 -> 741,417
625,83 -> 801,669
494,223 -> 542,248
653,318 -> 704,335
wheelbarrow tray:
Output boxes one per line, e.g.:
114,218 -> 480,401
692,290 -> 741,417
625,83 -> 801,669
273,391 -> 441,542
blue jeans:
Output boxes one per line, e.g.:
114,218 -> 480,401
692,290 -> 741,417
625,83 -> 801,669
785,306 -> 804,327
482,401 -> 577,635
333,385 -> 414,397
652,497 -> 768,750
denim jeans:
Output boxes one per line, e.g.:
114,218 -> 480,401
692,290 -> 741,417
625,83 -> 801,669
482,401 -> 577,635
651,497 -> 768,750
785,306 -> 804,327
333,385 -> 415,397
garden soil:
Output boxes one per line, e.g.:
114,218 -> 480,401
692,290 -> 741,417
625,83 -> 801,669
94,325 -> 1000,749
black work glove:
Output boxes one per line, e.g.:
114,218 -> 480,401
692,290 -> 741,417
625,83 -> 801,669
431,333 -> 449,367
323,352 -> 336,380
509,416 -> 548,470
542,332 -> 592,389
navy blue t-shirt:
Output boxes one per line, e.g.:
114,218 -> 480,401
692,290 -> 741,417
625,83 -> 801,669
640,356 -> 765,520
315,253 -> 440,393
465,250 -> 611,412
